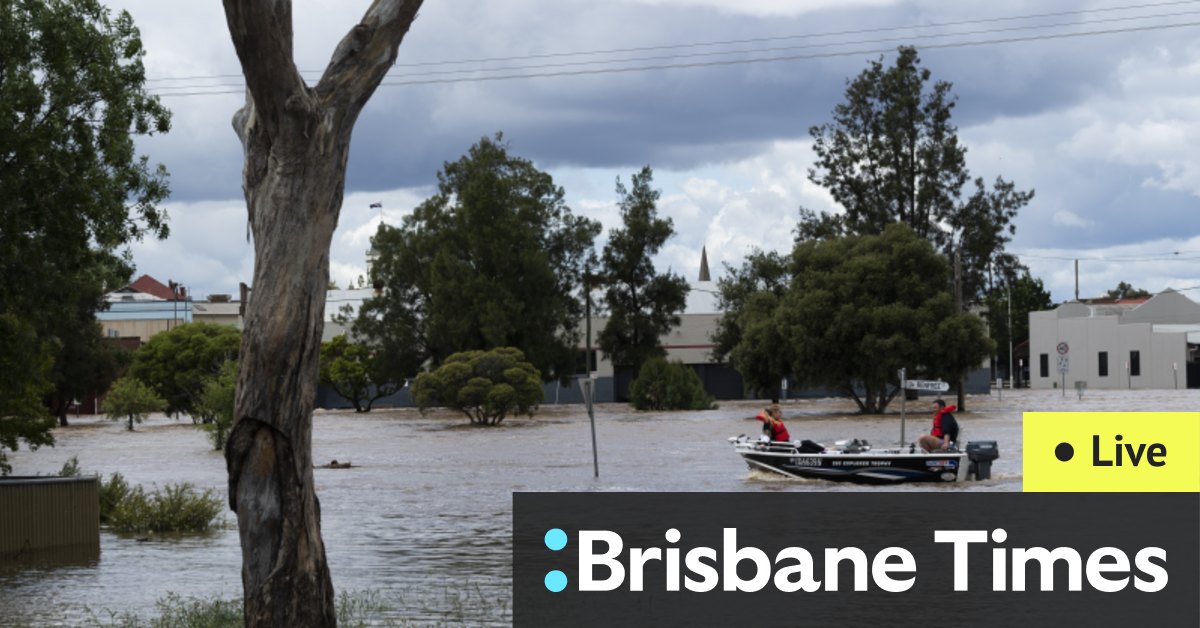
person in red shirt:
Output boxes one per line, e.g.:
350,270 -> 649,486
919,398 -> 959,452
755,403 -> 791,442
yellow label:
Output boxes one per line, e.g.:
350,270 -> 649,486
1023,412 -> 1200,492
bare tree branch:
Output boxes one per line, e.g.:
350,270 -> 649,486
222,0 -> 309,139
315,0 -> 423,123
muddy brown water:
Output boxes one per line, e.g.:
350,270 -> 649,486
2,389 -> 1194,624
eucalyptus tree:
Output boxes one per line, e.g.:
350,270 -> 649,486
597,166 -> 689,375
220,1 -> 423,624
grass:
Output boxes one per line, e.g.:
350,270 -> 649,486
85,586 -> 512,627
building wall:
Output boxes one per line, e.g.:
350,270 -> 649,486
1029,303 -> 1193,390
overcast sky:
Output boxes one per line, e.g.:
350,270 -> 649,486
108,0 -> 1200,304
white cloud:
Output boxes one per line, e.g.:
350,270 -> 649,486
1051,210 -> 1092,229
626,0 -> 899,18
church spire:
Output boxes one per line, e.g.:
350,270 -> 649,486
698,246 -> 711,282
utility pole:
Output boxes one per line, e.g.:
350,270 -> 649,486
1007,276 -> 1014,393
1074,259 -> 1079,301
954,247 -> 965,410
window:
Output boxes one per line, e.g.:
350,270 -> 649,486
1039,353 -> 1049,378
1130,351 -> 1141,377
1098,352 -> 1108,377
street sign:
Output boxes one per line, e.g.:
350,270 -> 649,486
1057,355 -> 1069,374
1057,341 -> 1069,355
905,379 -> 950,392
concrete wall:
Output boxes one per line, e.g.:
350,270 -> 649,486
1029,306 -> 1193,390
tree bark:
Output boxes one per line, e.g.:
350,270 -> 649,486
221,2 -> 423,625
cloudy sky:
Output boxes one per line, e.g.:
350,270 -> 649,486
108,0 -> 1200,304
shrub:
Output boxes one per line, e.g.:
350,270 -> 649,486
629,358 -> 715,411
412,347 -> 543,425
106,482 -> 224,534
98,473 -> 131,525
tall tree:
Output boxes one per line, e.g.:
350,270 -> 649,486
355,134 -> 600,381
221,2 -> 422,623
597,166 -> 689,374
711,249 -> 790,398
806,46 -> 1033,303
0,0 -> 170,473
777,225 -> 992,414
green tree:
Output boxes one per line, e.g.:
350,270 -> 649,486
355,134 -> 601,381
319,335 -> 403,413
220,1 -> 424,622
711,249 -> 791,399
103,377 -> 166,431
412,347 -> 543,426
0,314 -> 55,474
46,264 -> 132,427
0,0 -> 169,472
777,225 -> 992,413
806,46 -> 1032,302
597,166 -> 689,375
1105,281 -> 1152,300
196,360 -> 237,450
629,358 -> 715,411
985,272 -> 1053,380
129,322 -> 240,421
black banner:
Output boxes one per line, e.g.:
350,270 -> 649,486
515,493 -> 1199,627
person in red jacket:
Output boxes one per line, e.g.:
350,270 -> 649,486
919,398 -> 959,452
755,403 -> 791,442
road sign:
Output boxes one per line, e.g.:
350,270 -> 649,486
1057,342 -> 1069,355
1057,355 -> 1069,374
905,379 -> 950,392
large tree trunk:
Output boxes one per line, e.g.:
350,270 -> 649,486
221,2 -> 423,625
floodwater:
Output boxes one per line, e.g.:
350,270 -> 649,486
1,388 -> 1195,624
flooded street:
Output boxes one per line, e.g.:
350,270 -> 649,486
1,388 -> 1195,624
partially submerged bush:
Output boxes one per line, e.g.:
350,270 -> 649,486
106,482 -> 224,534
98,472 -> 131,525
629,358 -> 715,411
412,347 -> 543,425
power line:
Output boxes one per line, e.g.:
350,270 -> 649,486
152,19 -> 1200,97
147,2 -> 1200,96
145,0 -> 1200,84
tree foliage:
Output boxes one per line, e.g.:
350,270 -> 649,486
355,134 -> 600,381
318,335 -> 403,413
629,358 -> 715,411
776,225 -> 992,413
0,0 -> 169,472
129,323 -> 240,421
412,347 -> 543,426
805,46 -> 1032,302
597,166 -> 689,373
103,377 -> 166,431
196,360 -> 237,450
1105,281 -> 1151,300
711,249 -> 791,398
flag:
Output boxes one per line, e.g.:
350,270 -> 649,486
369,201 -> 383,209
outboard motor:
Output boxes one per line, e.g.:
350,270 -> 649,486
966,441 -> 1000,480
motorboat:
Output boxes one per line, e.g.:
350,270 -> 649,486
729,435 -> 998,484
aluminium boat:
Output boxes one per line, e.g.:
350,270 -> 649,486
730,435 -> 998,484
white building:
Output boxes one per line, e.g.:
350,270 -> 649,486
1028,290 -> 1200,390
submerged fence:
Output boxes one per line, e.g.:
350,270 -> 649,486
0,476 -> 99,563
